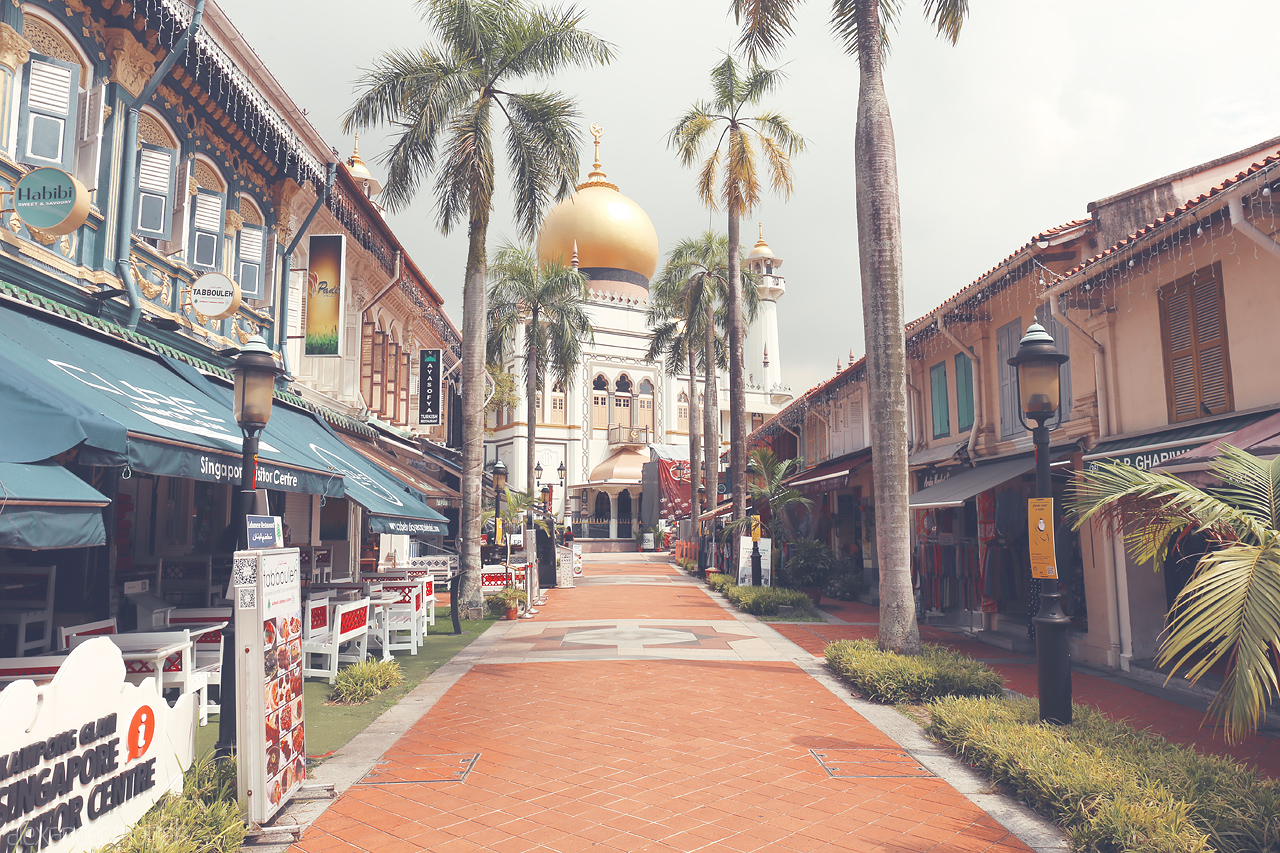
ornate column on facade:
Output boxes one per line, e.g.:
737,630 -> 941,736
608,491 -> 619,540
0,22 -> 32,158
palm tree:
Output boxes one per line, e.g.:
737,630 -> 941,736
1070,447 -> 1280,743
732,0 -> 969,655
668,55 -> 803,540
486,242 -> 592,502
343,0 -> 612,614
645,315 -> 702,515
746,447 -> 812,585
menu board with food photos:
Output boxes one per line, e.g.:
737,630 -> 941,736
232,547 -> 305,825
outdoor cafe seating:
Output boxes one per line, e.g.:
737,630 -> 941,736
300,594 -> 371,684
0,565 -> 56,656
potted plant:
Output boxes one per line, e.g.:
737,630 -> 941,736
492,585 -> 528,620
785,539 -> 839,606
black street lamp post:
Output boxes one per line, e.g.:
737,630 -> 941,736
1008,322 -> 1072,725
215,335 -> 281,758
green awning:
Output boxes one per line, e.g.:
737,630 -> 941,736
0,307 -> 341,497
0,461 -> 109,549
1083,411 -> 1277,471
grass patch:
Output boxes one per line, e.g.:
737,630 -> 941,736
93,751 -> 245,853
198,608 -> 499,762
927,696 -> 1280,853
825,638 -> 1005,703
328,658 -> 403,705
706,574 -> 823,621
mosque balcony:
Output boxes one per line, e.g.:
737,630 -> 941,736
607,424 -> 650,447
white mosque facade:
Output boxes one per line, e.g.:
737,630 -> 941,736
485,136 -> 792,545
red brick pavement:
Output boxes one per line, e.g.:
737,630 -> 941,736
772,608 -> 1280,779
292,660 -> 1030,853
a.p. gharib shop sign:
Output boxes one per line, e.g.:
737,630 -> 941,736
0,639 -> 194,852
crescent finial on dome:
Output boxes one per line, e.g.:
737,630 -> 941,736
579,122 -> 617,191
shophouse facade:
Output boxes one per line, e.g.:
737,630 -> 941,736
749,135 -> 1280,677
0,0 -> 457,640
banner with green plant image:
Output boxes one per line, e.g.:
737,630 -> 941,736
305,234 -> 344,356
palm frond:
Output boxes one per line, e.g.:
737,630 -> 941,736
756,133 -> 796,200
499,90 -> 581,239
668,108 -> 717,169
1207,445 -> 1280,530
1157,537 -> 1280,743
731,0 -> 800,62
724,126 -> 760,215
500,4 -> 616,79
432,99 -> 495,233
829,0 -> 903,60
922,0 -> 968,44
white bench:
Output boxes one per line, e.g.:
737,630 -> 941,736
0,566 -> 56,656
301,596 -> 370,684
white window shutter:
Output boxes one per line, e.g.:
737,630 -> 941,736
75,84 -> 105,190
237,223 -> 266,299
135,144 -> 177,240
190,188 -> 225,270
19,55 -> 78,170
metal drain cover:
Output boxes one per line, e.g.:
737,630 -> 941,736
811,748 -> 932,778
358,753 -> 480,784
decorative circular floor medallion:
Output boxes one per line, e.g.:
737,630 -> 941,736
561,627 -> 698,646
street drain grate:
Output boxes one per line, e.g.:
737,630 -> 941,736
357,753 -> 480,785
810,748 -> 932,778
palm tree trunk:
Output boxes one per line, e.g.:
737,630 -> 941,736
726,209 -> 748,554
525,308 -> 540,607
687,335 -> 701,518
855,0 -> 919,655
458,210 -> 490,615
702,302 -> 719,521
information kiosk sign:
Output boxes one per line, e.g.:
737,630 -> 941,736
232,548 -> 304,824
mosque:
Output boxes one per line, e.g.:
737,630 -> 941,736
485,128 -> 793,545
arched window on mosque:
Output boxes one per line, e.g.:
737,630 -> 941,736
676,391 -> 689,433
592,375 -> 609,429
636,379 -> 655,431
551,381 -> 567,425
614,375 -> 633,427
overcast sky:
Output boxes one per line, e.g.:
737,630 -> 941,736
218,0 -> 1280,394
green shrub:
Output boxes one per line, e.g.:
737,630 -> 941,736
785,538 -> 840,588
329,658 -> 404,705
825,639 -> 1005,703
724,584 -> 817,617
94,751 -> 246,853
705,571 -> 737,593
927,696 -> 1280,853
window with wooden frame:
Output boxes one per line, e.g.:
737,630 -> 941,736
550,382 -> 566,424
370,324 -> 386,415
930,361 -> 950,439
636,379 -> 655,430
360,316 -> 375,408
676,391 -> 689,432
955,352 -> 975,433
398,350 -> 410,425
592,375 -> 608,429
1159,263 -> 1233,423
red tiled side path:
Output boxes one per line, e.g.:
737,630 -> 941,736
293,661 -> 1029,853
773,603 -> 1280,779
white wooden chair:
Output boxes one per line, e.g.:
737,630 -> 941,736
301,596 -> 370,684
0,654 -> 71,687
59,617 -> 118,650
375,580 -> 423,657
0,566 -> 56,656
168,607 -> 231,717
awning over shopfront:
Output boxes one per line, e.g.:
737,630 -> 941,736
1157,410 -> 1280,471
0,461 -> 110,549
0,308 -> 341,496
1082,410 -> 1276,472
340,435 -> 460,505
909,455 -> 1038,509
786,449 -> 871,495
907,439 -> 968,469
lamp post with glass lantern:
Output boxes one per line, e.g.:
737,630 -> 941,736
1007,322 -> 1072,725
216,335 -> 281,758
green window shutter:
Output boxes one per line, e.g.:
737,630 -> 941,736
930,361 -> 950,439
189,188 -> 225,270
237,223 -> 266,299
955,352 -> 974,432
18,55 -> 78,170
135,143 -> 177,240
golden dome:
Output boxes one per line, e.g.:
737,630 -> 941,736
536,126 -> 659,283
747,223 -> 775,260
347,135 -> 382,195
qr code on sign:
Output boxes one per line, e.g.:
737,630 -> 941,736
233,556 -> 258,587
237,587 -> 257,610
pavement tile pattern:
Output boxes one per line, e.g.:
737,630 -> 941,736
288,560 -> 1038,852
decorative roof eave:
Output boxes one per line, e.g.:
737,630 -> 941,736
1048,152 -> 1280,299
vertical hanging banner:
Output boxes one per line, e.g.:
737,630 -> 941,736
305,235 -> 344,356
233,547 -> 305,825
419,348 -> 442,425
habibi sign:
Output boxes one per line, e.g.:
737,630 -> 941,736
233,548 -> 305,825
13,168 -> 90,236
0,638 -> 195,852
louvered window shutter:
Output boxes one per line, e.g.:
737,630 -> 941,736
190,189 -> 225,270
75,83 -> 105,190
135,144 -> 177,240
383,342 -> 399,420
288,269 -> 305,340
930,361 -> 950,439
1161,268 -> 1232,423
399,351 -> 410,425
19,56 -> 77,169
997,319 -> 1021,438
849,393 -> 864,449
371,331 -> 386,413
237,224 -> 266,299
359,317 -> 374,407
